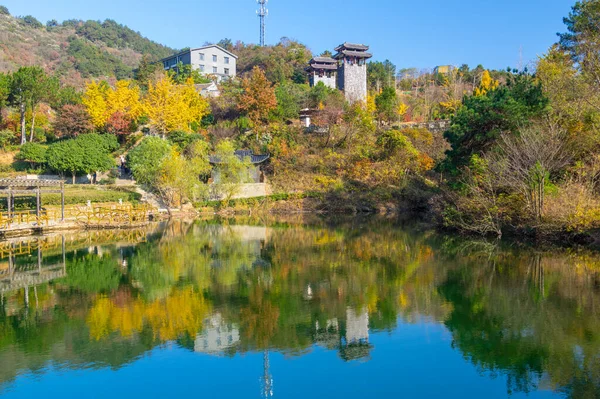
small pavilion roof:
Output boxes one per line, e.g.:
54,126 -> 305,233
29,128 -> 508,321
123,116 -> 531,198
209,150 -> 270,165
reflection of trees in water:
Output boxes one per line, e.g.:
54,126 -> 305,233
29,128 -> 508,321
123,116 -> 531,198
1,220 -> 600,397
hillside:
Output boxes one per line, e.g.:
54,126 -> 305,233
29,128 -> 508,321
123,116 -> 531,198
0,8 -> 177,86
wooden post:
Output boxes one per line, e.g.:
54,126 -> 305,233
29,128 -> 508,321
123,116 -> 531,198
36,188 -> 40,219
62,234 -> 66,272
60,182 -> 65,222
37,246 -> 42,273
7,187 -> 12,220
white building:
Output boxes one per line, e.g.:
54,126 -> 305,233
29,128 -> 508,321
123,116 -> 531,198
161,44 -> 238,82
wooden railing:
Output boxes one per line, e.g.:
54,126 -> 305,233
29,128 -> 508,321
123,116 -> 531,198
0,203 -> 155,231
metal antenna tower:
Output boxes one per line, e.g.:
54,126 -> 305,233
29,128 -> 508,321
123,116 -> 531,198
257,0 -> 268,46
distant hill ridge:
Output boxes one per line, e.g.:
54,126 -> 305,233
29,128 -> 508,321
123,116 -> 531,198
0,6 -> 178,86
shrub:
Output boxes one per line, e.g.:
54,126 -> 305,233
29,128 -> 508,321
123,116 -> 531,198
20,15 -> 43,28
127,136 -> 171,185
0,130 -> 17,148
16,142 -> 47,167
0,6 -> 9,15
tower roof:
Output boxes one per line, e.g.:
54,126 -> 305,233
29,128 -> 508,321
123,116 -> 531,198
333,49 -> 373,60
334,42 -> 369,52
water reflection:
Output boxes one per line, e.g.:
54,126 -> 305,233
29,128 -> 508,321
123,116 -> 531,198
0,219 -> 599,398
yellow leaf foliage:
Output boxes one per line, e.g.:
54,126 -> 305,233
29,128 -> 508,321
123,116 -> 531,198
474,70 -> 499,96
144,76 -> 210,134
82,81 -> 109,128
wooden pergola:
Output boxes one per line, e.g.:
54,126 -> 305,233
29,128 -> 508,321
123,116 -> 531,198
0,179 -> 65,221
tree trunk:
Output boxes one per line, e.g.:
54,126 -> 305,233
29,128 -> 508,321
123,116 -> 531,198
72,172 -> 76,185
19,103 -> 26,145
29,107 -> 36,143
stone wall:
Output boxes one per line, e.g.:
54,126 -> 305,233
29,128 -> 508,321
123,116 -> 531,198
393,120 -> 451,134
210,183 -> 272,201
340,63 -> 368,103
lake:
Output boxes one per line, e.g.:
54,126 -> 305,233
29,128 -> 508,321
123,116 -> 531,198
0,217 -> 599,398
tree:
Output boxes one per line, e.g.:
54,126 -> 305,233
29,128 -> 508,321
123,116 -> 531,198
27,70 -> 59,142
46,134 -> 116,183
559,0 -> 600,89
17,142 -> 47,169
127,136 -> 172,185
0,73 -> 10,125
488,123 -> 571,221
238,66 -> 277,127
442,71 -> 549,173
168,62 -> 211,84
82,80 -> 109,129
83,80 -> 142,130
135,54 -> 159,90
272,82 -> 309,120
54,104 -> 93,138
212,140 -> 252,202
106,111 -> 133,137
9,66 -> 48,144
368,60 -> 397,92
375,86 -> 399,123
143,76 -> 210,135
46,140 -> 84,183
473,70 -> 499,97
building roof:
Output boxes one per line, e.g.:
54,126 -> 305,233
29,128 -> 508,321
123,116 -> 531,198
334,42 -> 369,52
209,150 -> 270,165
160,44 -> 238,62
311,56 -> 337,64
334,50 -> 373,59
190,44 -> 239,59
306,63 -> 338,71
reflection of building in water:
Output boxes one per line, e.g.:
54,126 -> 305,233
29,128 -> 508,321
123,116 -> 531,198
313,308 -> 373,361
194,313 -> 240,354
345,307 -> 369,344
340,307 -> 372,361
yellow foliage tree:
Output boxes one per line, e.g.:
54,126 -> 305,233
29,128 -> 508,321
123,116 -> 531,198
397,102 -> 409,117
106,80 -> 143,121
83,80 -> 143,129
474,70 -> 499,96
144,76 -> 210,135
366,94 -> 377,115
82,81 -> 109,128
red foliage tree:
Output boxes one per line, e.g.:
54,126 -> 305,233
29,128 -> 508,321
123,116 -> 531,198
53,104 -> 93,138
106,111 -> 133,137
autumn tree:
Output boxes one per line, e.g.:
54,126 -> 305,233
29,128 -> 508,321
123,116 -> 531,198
82,81 -> 109,128
238,66 -> 277,127
53,104 -> 93,138
83,80 -> 142,131
9,66 -> 57,144
143,76 -> 210,135
473,70 -> 499,97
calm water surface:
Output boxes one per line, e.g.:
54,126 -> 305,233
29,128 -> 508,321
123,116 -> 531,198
0,218 -> 599,398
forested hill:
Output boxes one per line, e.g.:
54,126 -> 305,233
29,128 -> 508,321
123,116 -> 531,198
0,6 -> 177,86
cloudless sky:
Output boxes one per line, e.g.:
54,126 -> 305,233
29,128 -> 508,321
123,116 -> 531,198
1,0 -> 574,71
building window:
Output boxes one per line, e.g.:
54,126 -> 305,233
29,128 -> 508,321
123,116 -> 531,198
213,55 -> 217,62
199,65 -> 205,72
199,53 -> 205,61
224,56 -> 230,64
224,68 -> 230,75
213,66 -> 218,73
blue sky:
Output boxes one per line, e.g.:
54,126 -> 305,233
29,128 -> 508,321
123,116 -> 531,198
2,0 -> 574,71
